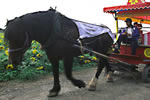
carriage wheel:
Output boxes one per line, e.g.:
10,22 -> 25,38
142,65 -> 150,83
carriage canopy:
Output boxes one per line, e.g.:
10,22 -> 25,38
103,0 -> 150,24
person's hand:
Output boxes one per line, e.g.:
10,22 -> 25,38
122,32 -> 127,35
128,33 -> 131,37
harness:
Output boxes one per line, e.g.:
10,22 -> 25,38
8,32 -> 30,53
77,39 -> 85,55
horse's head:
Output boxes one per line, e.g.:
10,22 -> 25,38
5,25 -> 31,68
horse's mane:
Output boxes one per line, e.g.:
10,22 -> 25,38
4,8 -> 59,41
5,7 -> 58,27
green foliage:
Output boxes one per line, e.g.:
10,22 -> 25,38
17,67 -> 45,80
0,32 -> 97,81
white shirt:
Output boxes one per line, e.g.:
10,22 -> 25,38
127,27 -> 132,38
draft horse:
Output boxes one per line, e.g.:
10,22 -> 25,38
4,9 -> 114,97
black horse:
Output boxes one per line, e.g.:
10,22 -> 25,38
4,8 -> 114,97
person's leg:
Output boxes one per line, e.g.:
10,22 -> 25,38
117,35 -> 128,49
131,39 -> 138,55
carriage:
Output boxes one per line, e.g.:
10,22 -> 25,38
103,0 -> 150,82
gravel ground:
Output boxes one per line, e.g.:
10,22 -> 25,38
0,66 -> 150,100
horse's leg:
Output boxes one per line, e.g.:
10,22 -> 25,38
88,57 -> 104,91
48,59 -> 61,97
105,59 -> 113,82
63,56 -> 86,88
88,57 -> 113,91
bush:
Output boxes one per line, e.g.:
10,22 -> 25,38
0,33 -> 96,81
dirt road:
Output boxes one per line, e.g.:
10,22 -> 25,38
0,67 -> 150,100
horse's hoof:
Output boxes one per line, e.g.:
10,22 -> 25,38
88,84 -> 96,91
106,77 -> 114,83
106,72 -> 114,83
48,91 -> 59,97
88,77 -> 97,91
79,81 -> 86,88
73,80 -> 86,88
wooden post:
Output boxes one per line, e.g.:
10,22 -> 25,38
115,12 -> 119,41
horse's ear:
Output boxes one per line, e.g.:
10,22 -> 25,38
55,6 -> 57,10
49,6 -> 57,12
49,7 -> 56,12
49,6 -> 53,10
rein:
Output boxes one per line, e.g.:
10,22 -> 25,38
8,32 -> 30,53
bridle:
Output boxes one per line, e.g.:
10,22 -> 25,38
8,32 -> 30,53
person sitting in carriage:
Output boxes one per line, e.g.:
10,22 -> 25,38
137,23 -> 143,44
116,18 -> 140,55
133,22 -> 143,44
